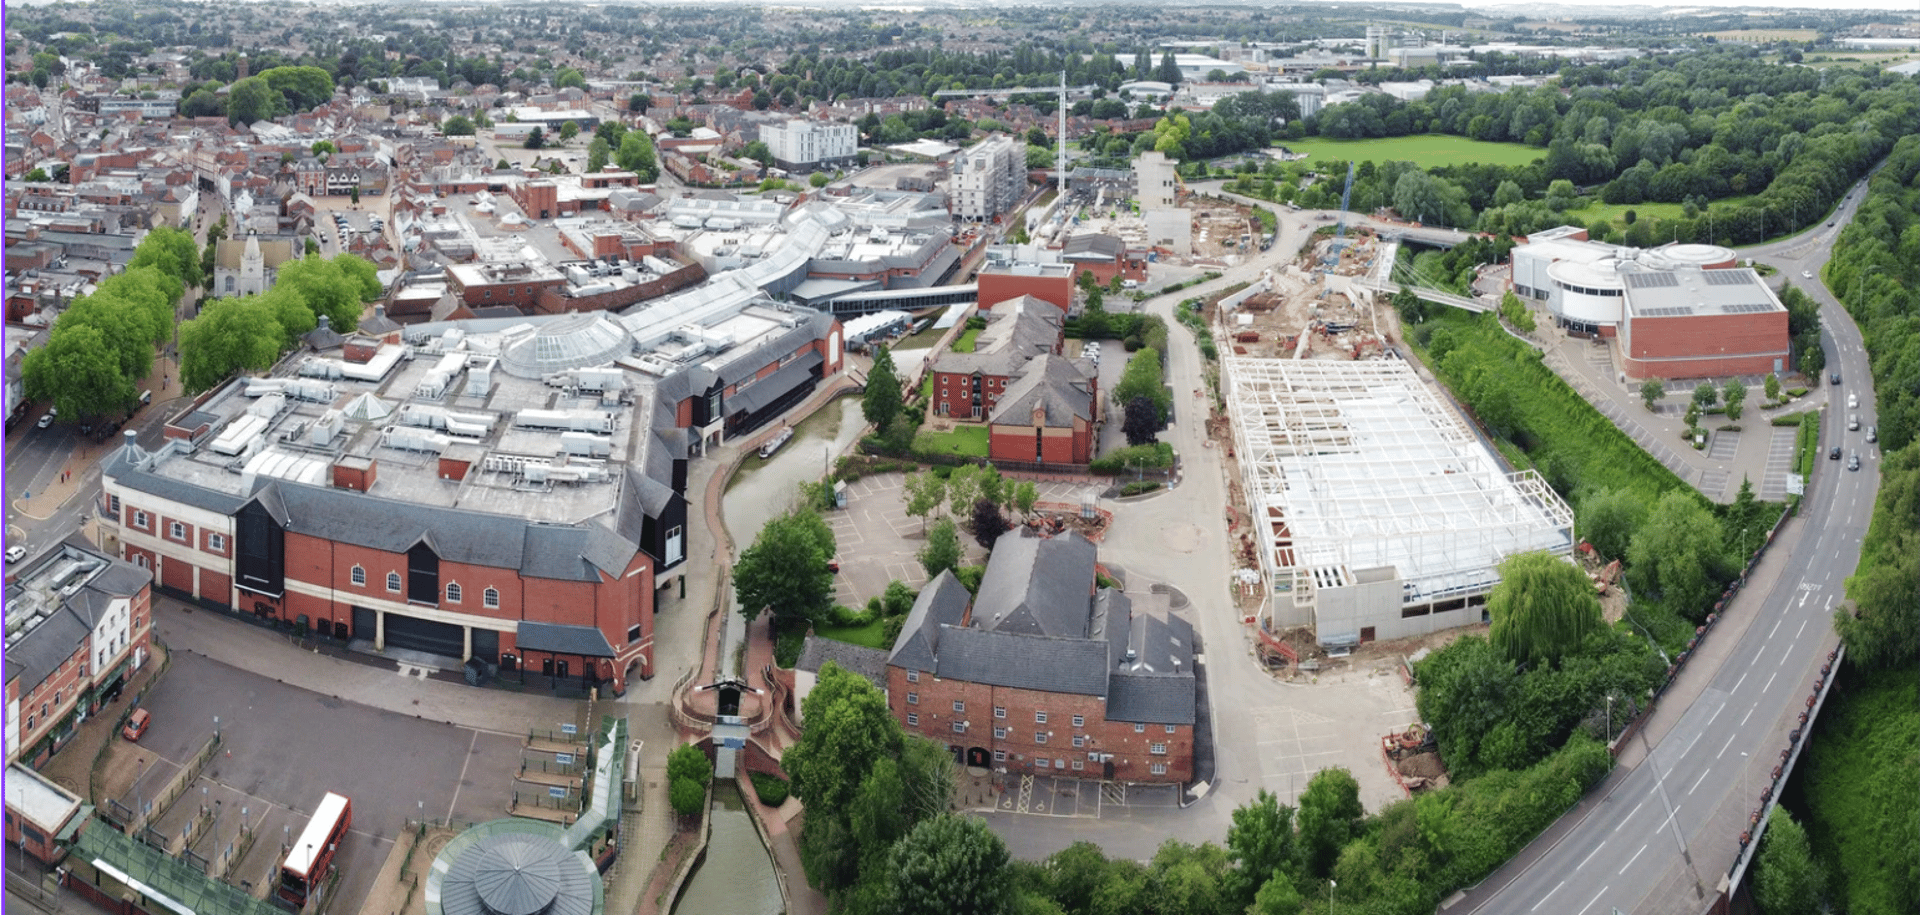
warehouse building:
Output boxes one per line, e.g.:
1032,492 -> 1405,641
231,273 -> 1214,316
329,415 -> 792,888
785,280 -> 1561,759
1224,357 -> 1575,648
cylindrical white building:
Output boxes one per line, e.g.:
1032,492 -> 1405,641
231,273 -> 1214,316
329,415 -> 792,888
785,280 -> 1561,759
1546,259 -> 1625,332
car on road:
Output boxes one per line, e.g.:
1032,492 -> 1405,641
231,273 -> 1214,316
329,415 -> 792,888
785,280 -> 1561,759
1848,452 -> 1861,471
36,410 -> 55,428
1848,393 -> 1859,409
1830,371 -> 1841,384
1849,414 -> 1860,431
1829,446 -> 1842,460
5,545 -> 26,564
1802,270 -> 1812,279
1867,426 -> 1877,443
122,707 -> 151,742
1827,221 -> 1836,227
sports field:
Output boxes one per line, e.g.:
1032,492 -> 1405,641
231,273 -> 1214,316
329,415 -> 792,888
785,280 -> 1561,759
1280,134 -> 1544,168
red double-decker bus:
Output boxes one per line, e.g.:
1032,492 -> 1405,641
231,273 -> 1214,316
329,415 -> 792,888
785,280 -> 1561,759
278,792 -> 351,908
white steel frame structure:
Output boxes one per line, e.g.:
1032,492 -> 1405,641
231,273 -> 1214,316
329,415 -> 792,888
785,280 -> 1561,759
1223,356 -> 1575,640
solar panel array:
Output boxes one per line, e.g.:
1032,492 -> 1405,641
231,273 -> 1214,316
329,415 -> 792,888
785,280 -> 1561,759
1704,270 -> 1753,287
1637,306 -> 1695,317
1624,273 -> 1680,289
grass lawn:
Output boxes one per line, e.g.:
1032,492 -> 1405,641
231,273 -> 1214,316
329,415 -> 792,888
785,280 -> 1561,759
950,327 -> 982,352
1281,134 -> 1543,169
919,372 -> 933,401
913,424 -> 989,458
815,617 -> 893,649
1562,195 -> 1763,236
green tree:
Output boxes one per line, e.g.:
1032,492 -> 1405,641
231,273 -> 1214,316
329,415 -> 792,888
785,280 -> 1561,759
971,499 -> 1011,550
227,76 -> 274,126
1762,373 -> 1781,403
1488,552 -> 1604,667
1628,489 -> 1726,618
1012,481 -> 1038,517
24,168 -> 49,182
1112,348 -> 1170,424
616,130 -> 659,181
20,324 -> 135,421
1640,378 -> 1664,410
918,519 -> 963,579
586,136 -> 610,173
179,295 -> 285,391
628,93 -> 651,114
1296,768 -> 1364,878
554,68 -> 587,90
734,508 -> 837,625
1836,446 -> 1919,671
1144,839 -> 1231,915
1722,378 -> 1746,424
862,345 -> 903,431
442,114 -> 475,136
1753,807 -> 1827,915
789,664 -> 904,870
558,120 -> 580,142
523,126 -> 546,150
667,742 -> 711,786
275,255 -> 363,333
259,65 -> 335,113
885,815 -> 1014,915
129,226 -> 205,290
741,140 -> 774,167
1122,395 -> 1160,446
669,777 -> 706,816
903,471 -> 947,530
1248,873 -> 1305,915
1225,790 -> 1297,910
1579,487 -> 1644,562
1692,381 -> 1718,410
330,254 -> 383,302
810,172 -> 831,189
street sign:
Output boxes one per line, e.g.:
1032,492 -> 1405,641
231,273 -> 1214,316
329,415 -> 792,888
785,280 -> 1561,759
560,722 -> 578,735
548,786 -> 567,799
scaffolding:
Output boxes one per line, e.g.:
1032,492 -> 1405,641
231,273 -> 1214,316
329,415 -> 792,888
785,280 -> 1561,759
1223,357 -> 1575,639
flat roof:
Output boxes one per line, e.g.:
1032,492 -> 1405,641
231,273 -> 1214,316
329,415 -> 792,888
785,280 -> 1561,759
285,792 -> 350,874
1623,266 -> 1784,319
1224,357 -> 1574,603
4,762 -> 82,830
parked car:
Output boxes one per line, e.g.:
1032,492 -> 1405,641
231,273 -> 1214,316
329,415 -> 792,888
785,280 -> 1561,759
122,708 -> 151,742
5,545 -> 26,564
36,410 -> 55,429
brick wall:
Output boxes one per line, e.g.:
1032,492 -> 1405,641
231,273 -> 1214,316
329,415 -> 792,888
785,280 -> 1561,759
1623,311 -> 1791,380
930,370 -> 1012,420
978,272 -> 1072,313
885,666 -> 1191,783
989,419 -> 1091,464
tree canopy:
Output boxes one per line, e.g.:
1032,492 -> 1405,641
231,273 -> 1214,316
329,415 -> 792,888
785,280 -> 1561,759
615,130 -> 659,181
1487,552 -> 1604,668
885,815 -> 1014,915
733,506 -> 837,625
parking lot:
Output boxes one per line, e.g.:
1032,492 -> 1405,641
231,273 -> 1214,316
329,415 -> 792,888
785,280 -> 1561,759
98,651 -> 522,913
826,473 -> 1104,610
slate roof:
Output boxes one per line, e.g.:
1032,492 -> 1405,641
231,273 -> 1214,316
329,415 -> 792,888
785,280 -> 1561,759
796,635 -> 890,690
935,627 -> 1111,695
1061,233 -> 1126,260
4,601 -> 90,694
727,350 -> 822,414
971,530 -> 1095,638
1107,672 -> 1196,725
935,296 -> 1062,377
887,570 -> 970,671
1108,613 -> 1196,724
516,621 -> 616,658
988,353 -> 1094,427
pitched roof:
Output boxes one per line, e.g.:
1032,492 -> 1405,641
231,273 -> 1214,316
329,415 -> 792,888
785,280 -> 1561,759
887,570 -> 970,671
988,353 -> 1094,427
1107,613 -> 1196,724
1107,672 -> 1196,724
797,635 -> 890,690
934,296 -> 1061,377
972,530 -> 1095,638
934,627 -> 1110,696
1061,233 -> 1125,260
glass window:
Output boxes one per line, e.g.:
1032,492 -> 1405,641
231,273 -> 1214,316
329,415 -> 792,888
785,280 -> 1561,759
907,713 -> 919,727
993,706 -> 1006,719
484,587 -> 500,608
1072,736 -> 1085,748
906,692 -> 918,705
1150,743 -> 1167,755
1072,715 -> 1085,728
350,566 -> 366,586
386,572 -> 401,592
207,533 -> 226,551
1151,762 -> 1167,776
993,750 -> 1007,762
951,721 -> 967,734
1035,732 -> 1048,744
1165,724 -> 1177,734
906,670 -> 919,683
169,521 -> 186,540
1134,723 -> 1146,733
952,700 -> 965,713
993,727 -> 1006,739
446,583 -> 462,603
1035,711 -> 1048,724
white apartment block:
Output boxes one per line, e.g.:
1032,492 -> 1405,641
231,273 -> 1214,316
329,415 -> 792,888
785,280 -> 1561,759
951,134 -> 1022,222
760,119 -> 858,172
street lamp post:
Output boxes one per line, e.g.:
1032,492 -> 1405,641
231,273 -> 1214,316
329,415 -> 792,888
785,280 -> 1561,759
1606,693 -> 1615,744
1329,879 -> 1337,910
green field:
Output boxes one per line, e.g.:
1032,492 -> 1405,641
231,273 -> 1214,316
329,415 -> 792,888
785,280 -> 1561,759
1281,134 -> 1544,169
1563,195 -> 1758,232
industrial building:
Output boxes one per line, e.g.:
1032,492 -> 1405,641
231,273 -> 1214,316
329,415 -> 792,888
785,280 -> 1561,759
1223,357 -> 1575,647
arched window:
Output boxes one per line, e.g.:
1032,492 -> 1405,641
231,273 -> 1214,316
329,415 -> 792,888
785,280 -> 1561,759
386,571 -> 401,592
484,587 -> 500,609
446,583 -> 462,604
350,565 -> 366,586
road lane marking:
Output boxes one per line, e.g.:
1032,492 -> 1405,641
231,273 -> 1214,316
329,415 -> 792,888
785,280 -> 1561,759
1718,734 -> 1737,759
1533,881 -> 1565,911
1577,842 -> 1607,871
1743,705 -> 1756,726
1688,770 -> 1710,795
1577,887 -> 1609,915
1769,618 -> 1782,638
1764,672 -> 1778,693
1616,801 -> 1643,832
1733,672 -> 1747,693
1797,619 -> 1808,639
1620,843 -> 1647,874
1707,704 -> 1724,727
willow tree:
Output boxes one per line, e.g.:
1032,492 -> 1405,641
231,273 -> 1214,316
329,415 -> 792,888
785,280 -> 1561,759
1488,551 -> 1603,668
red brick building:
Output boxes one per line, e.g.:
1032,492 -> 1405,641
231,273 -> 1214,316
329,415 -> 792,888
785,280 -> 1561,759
976,263 -> 1074,314
4,543 -> 154,767
987,353 -> 1098,465
929,296 -> 1064,421
1619,269 -> 1791,379
880,532 -> 1197,783
1059,233 -> 1147,287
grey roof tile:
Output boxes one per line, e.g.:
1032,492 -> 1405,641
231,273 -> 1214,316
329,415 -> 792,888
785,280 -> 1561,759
797,635 -> 890,690
516,620 -> 616,658
727,350 -> 822,415
934,627 -> 1109,695
972,530 -> 1095,638
1107,673 -> 1195,725
887,570 -> 969,670
988,354 -> 1094,427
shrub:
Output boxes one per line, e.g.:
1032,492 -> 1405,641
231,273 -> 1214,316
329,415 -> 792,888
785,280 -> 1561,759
1090,442 -> 1175,475
954,565 -> 986,594
750,772 -> 791,806
1120,481 -> 1161,496
1770,413 -> 1807,426
669,777 -> 707,816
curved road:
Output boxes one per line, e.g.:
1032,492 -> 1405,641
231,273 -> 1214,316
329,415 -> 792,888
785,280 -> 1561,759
1455,178 -> 1883,914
